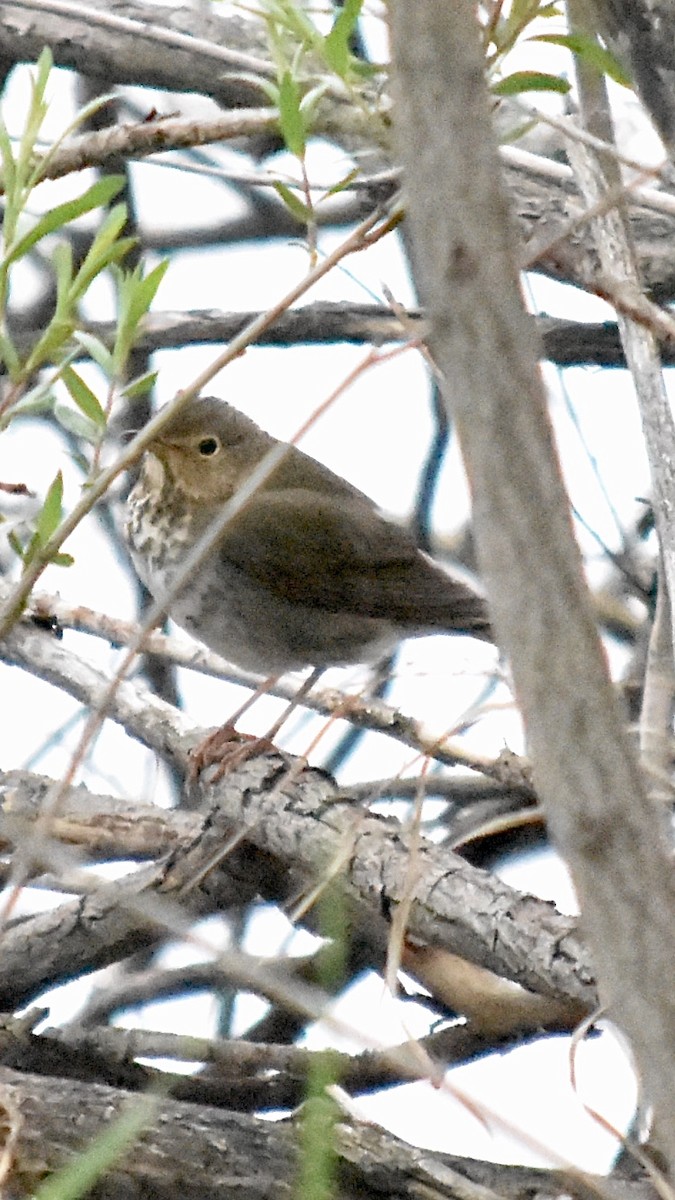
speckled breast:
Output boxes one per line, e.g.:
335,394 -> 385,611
124,456 -> 196,598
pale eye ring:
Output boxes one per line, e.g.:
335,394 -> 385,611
198,436 -> 220,457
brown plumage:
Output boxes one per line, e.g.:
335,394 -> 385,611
125,397 -> 492,673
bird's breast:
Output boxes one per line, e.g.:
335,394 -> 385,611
124,463 -> 198,595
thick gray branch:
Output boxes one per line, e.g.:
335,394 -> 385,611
590,0 -> 675,153
10,304 -> 675,367
390,0 -> 675,1169
0,0 -> 272,106
0,1063 -> 655,1200
0,622 -> 591,1009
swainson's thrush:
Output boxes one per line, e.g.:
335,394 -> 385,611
125,397 -> 492,674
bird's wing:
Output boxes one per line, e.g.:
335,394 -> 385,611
218,489 -> 490,634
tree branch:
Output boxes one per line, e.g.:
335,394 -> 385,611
390,0 -> 675,1169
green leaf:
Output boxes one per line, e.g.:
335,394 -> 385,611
113,259 -> 169,373
16,49 -> 51,181
4,175 -> 126,266
492,70 -> 571,96
533,32 -> 632,88
120,369 -> 159,399
53,401 -> 102,445
299,80 -> 329,122
263,0 -> 317,49
52,241 -> 74,311
70,237 -> 136,306
13,380 -> 59,414
30,91 -> 117,188
35,471 -> 64,545
0,328 -> 21,379
33,47 -> 53,99
278,70 -> 306,158
61,366 -> 106,429
7,530 -> 24,559
68,204 -> 134,300
72,331 -> 114,376
21,531 -> 40,567
124,260 -> 168,330
323,0 -> 363,77
239,73 -> 279,105
492,0 -> 541,55
323,167 -> 359,199
272,181 -> 313,222
22,317 -> 76,377
0,118 -> 16,194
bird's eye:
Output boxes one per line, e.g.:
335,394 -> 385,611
198,436 -> 220,457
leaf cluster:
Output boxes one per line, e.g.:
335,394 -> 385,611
481,0 -> 630,101
0,49 -> 168,578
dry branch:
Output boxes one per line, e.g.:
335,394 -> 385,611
0,1062 -> 654,1200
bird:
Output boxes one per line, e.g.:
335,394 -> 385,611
124,396 -> 492,678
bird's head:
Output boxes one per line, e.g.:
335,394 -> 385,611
142,397 -> 273,504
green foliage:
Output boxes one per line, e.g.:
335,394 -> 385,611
293,886 -> 347,1199
532,32 -> 631,87
0,49 -> 170,590
323,0 -> 364,78
112,259 -> 169,378
272,180 -> 314,222
8,472 -> 74,569
483,1 -> 631,104
59,366 -> 107,443
256,0 -> 375,229
46,258 -> 167,448
278,68 -> 308,158
260,0 -> 367,88
296,1077 -> 341,1200
2,176 -> 126,268
0,51 -> 136,387
492,70 -> 570,96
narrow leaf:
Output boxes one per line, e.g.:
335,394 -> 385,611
323,0 -> 363,77
35,471 -> 64,545
72,331 -> 114,375
533,32 -> 632,87
272,181 -> 313,222
61,366 -> 106,429
21,531 -> 41,567
323,167 -> 359,199
492,70 -> 571,96
278,70 -> 306,158
8,530 -> 25,559
0,329 -> 21,379
114,260 -> 169,372
52,241 -> 74,310
34,46 -> 53,99
70,234 -> 136,302
69,203 -> 130,293
120,369 -> 159,400
0,119 -> 16,192
53,402 -> 102,445
4,176 -> 126,265
128,260 -> 168,326
22,317 -> 75,376
13,380 -> 59,414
